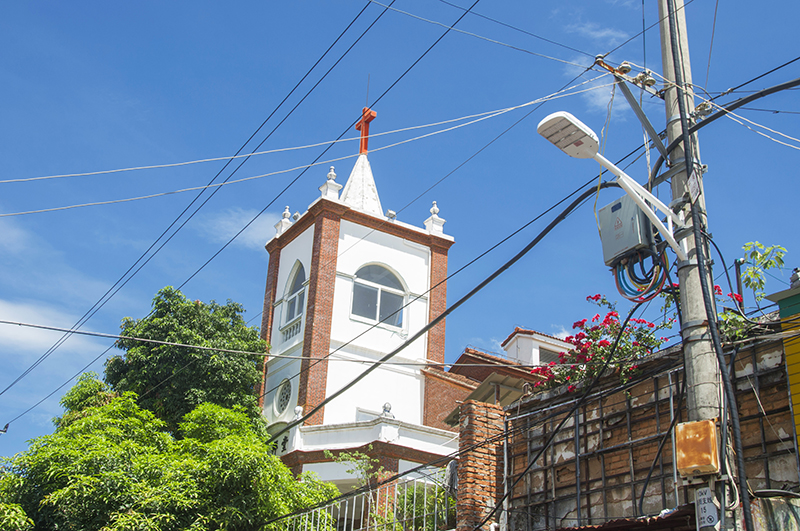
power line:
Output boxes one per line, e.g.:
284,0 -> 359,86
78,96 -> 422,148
0,0 -> 477,419
711,54 -> 800,101
367,0 -> 589,68
270,181 -> 622,442
256,66 -> 608,402
435,0 -> 594,58
0,80 -> 616,218
0,1 -> 378,399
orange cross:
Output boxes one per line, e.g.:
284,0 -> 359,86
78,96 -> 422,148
355,107 -> 377,154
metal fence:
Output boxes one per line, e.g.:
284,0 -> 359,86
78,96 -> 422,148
281,474 -> 456,531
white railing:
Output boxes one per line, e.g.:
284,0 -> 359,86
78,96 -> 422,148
280,475 -> 456,531
282,320 -> 302,342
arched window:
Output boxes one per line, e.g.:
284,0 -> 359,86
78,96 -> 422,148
284,264 -> 306,324
351,265 -> 405,327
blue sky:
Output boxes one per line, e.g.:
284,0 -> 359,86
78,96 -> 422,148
1,0 -> 798,457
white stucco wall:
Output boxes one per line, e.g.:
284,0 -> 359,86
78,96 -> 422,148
262,342 -> 303,426
270,224 -> 314,353
321,220 -> 432,426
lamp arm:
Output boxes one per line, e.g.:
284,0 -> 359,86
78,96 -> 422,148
593,153 -> 688,262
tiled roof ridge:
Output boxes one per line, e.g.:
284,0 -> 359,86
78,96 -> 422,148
500,326 -> 569,348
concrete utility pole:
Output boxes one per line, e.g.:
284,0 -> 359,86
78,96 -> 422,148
657,0 -> 720,422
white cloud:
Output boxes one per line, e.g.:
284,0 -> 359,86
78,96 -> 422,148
565,22 -> 629,47
0,218 -> 32,255
0,299 -> 106,360
551,325 -> 571,340
194,208 -> 280,251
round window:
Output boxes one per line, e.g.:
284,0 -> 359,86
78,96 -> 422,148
276,380 -> 292,415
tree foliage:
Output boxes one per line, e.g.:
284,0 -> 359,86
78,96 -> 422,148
0,375 -> 337,531
105,286 -> 267,430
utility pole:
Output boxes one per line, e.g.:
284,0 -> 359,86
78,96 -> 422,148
657,0 -> 720,423
657,2 -> 756,529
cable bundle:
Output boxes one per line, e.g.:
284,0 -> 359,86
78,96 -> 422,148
614,250 -> 668,302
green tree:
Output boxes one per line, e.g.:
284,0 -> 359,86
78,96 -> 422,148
105,286 -> 267,430
0,375 -> 338,531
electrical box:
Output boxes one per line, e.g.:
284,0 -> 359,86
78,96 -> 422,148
675,419 -> 720,477
597,195 -> 652,266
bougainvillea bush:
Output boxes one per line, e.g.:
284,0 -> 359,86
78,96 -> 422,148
531,295 -> 673,391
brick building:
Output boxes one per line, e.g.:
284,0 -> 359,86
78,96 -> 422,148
454,318 -> 800,530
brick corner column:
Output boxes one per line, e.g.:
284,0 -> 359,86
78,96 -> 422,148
426,241 -> 450,365
297,204 -> 346,425
457,400 -> 505,531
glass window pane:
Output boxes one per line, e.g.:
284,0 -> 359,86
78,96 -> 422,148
379,290 -> 404,327
296,292 -> 304,316
355,265 -> 403,290
286,298 -> 296,321
290,265 -> 306,294
352,283 -> 378,320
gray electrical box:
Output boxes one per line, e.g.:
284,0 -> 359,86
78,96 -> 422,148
598,195 -> 652,266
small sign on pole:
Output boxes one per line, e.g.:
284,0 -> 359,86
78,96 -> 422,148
688,169 -> 701,203
695,486 -> 719,529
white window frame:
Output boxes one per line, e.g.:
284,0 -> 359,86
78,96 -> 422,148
280,262 -> 307,342
350,264 -> 406,329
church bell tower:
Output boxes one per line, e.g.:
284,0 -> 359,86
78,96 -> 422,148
258,108 -> 457,484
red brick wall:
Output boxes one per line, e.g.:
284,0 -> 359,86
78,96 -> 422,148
297,206 -> 345,426
457,400 -> 504,531
423,368 -> 473,431
427,243 -> 449,364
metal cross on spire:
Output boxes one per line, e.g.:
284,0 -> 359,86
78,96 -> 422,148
355,106 -> 377,154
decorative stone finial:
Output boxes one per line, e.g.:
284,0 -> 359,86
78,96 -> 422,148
381,402 -> 394,418
274,206 -> 293,236
320,167 -> 343,200
294,406 -> 304,420
424,201 -> 446,235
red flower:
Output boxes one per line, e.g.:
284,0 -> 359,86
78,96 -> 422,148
586,294 -> 602,302
592,313 -> 601,322
714,285 -> 723,296
567,384 -> 576,392
573,319 -> 588,329
729,292 -> 743,304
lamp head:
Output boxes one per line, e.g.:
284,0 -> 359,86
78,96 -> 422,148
537,111 -> 599,159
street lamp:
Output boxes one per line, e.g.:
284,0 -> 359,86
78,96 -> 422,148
537,111 -> 688,262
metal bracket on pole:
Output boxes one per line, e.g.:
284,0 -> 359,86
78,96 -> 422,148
614,77 -> 671,162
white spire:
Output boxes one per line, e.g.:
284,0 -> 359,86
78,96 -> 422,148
339,154 -> 383,217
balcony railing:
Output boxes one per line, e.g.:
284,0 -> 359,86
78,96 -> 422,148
279,474 -> 455,531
